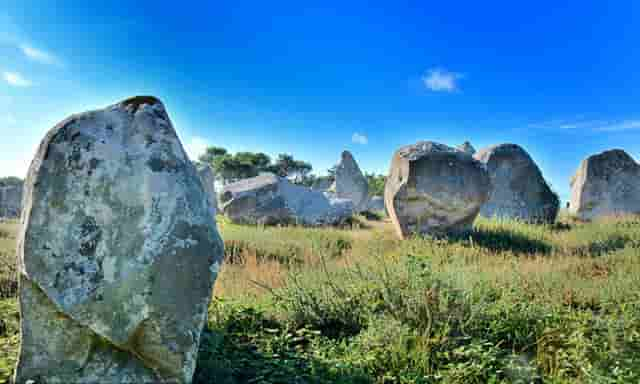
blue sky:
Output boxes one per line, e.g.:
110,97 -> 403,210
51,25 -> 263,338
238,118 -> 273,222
1,1 -> 639,201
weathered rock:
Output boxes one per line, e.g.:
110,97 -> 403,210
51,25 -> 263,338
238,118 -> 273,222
196,163 -> 217,217
367,196 -> 385,212
474,143 -> 559,223
311,176 -> 334,191
0,183 -> 23,217
220,173 -> 354,226
15,96 -> 224,384
384,141 -> 490,239
457,141 -> 476,155
569,149 -> 640,220
330,151 -> 369,212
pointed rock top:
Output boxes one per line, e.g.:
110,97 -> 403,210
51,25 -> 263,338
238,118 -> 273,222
457,141 -> 476,155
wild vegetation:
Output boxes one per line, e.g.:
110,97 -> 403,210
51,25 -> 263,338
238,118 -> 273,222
1,214 -> 639,383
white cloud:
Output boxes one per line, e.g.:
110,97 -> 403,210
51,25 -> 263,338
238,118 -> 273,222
597,120 -> 640,132
184,136 -> 210,161
422,68 -> 463,92
528,117 -> 640,133
3,71 -> 32,87
352,132 -> 368,145
19,44 -> 60,65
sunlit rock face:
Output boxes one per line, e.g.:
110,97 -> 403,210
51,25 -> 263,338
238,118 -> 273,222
196,162 -> 218,217
367,196 -> 385,212
384,141 -> 490,239
456,141 -> 476,155
14,96 -> 224,384
330,151 -> 369,212
474,143 -> 559,223
0,183 -> 23,218
220,173 -> 354,226
569,149 -> 640,220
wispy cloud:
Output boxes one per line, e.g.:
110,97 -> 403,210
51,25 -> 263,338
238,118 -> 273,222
184,136 -> 210,161
529,118 -> 640,133
19,44 -> 60,66
422,68 -> 463,92
597,120 -> 640,132
3,71 -> 32,87
352,132 -> 368,145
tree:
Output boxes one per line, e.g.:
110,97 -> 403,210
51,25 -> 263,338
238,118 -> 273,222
0,176 -> 22,187
198,146 -> 228,165
365,173 -> 386,196
268,154 -> 312,183
199,146 -> 315,185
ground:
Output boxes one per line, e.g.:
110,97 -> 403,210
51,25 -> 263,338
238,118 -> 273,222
1,213 -> 640,383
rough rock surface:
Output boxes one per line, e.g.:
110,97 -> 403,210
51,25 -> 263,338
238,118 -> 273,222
384,141 -> 490,239
196,163 -> 217,217
367,196 -> 385,212
474,144 -> 559,223
311,177 -> 333,191
569,149 -> 640,220
14,96 -> 224,384
0,183 -> 23,217
457,141 -> 476,155
330,151 -> 369,212
220,173 -> 354,226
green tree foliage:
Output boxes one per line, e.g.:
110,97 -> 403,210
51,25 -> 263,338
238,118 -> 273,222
199,147 -> 312,184
364,173 -> 386,196
0,177 -> 22,187
198,146 -> 228,165
267,154 -> 312,183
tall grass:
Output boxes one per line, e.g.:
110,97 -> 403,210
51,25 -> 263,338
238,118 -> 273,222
1,215 -> 640,383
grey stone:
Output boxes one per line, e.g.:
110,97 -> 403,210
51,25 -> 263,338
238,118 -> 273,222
474,143 -> 559,223
14,96 -> 224,384
196,163 -> 217,217
384,141 -> 490,239
569,149 -> 640,220
0,183 -> 23,218
330,151 -> 369,212
367,196 -> 385,212
311,177 -> 333,191
457,141 -> 476,155
220,173 -> 354,226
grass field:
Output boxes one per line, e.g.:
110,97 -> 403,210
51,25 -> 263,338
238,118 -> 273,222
1,214 -> 639,383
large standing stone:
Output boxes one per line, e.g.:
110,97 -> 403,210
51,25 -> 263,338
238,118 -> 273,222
569,149 -> 640,220
14,96 -> 224,384
384,141 -> 490,239
196,162 -> 217,217
474,143 -> 559,223
457,141 -> 476,155
0,182 -> 23,218
330,151 -> 369,212
220,173 -> 354,226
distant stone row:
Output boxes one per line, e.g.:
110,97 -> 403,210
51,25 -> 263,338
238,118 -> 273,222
213,139 -> 640,239
385,141 -> 640,239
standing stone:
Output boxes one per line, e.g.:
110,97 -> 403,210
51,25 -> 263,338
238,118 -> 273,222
330,151 -> 369,212
14,96 -> 224,384
311,176 -> 334,192
384,141 -> 490,239
569,149 -> 640,220
457,141 -> 476,155
196,162 -> 217,217
220,173 -> 354,226
367,196 -> 385,212
0,182 -> 23,218
474,143 -> 559,223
